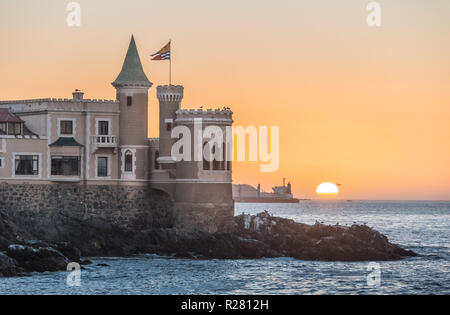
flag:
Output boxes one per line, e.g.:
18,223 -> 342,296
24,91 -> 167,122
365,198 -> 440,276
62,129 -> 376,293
151,42 -> 170,60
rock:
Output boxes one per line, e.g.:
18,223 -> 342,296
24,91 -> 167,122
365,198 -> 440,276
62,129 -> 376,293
0,252 -> 21,277
0,204 -> 417,274
0,211 -> 33,251
126,227 -> 277,259
54,242 -> 81,263
19,240 -> 81,263
80,259 -> 92,265
234,212 -> 417,261
6,244 -> 69,272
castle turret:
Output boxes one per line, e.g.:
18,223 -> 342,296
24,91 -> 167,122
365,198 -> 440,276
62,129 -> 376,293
173,108 -> 234,233
156,85 -> 184,169
112,35 -> 153,180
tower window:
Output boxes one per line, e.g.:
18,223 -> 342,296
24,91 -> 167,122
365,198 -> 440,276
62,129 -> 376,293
212,145 -> 221,171
222,142 -> 227,171
124,150 -> 133,172
154,151 -> 160,169
127,96 -> 132,106
203,142 -> 210,171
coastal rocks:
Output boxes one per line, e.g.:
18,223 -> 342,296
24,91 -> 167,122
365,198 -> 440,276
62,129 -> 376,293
54,242 -> 82,263
0,205 -> 417,277
6,244 -> 70,272
0,252 -> 21,277
133,228 -> 277,259
0,210 -> 33,251
234,212 -> 417,261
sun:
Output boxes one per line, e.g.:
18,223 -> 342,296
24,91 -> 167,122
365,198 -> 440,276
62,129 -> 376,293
316,182 -> 339,196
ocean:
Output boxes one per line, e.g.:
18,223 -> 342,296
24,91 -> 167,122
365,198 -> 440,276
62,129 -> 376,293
1,201 -> 449,295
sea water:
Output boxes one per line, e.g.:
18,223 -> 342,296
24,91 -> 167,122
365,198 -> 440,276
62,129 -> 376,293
1,201 -> 449,295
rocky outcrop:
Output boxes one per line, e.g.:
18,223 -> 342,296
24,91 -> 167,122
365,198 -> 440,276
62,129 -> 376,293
0,208 -> 417,277
6,244 -> 70,273
0,252 -> 21,277
0,239 -> 82,276
234,212 -> 417,261
0,210 -> 33,250
130,228 -> 278,259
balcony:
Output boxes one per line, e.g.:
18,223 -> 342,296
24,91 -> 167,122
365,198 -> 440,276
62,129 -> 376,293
92,135 -> 117,148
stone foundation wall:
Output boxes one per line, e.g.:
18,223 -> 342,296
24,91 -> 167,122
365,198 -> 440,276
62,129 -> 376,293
0,183 -> 174,231
174,202 -> 235,234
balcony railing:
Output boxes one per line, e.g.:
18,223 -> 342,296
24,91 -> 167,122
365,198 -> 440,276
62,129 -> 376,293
92,135 -> 117,147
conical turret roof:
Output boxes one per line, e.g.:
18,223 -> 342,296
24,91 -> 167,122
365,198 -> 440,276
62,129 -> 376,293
112,35 -> 152,87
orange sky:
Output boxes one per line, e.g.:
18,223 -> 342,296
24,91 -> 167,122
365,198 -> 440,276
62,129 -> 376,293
1,0 -> 449,200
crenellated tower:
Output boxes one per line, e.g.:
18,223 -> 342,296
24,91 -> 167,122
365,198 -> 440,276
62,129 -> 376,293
173,108 -> 234,233
156,85 -> 184,169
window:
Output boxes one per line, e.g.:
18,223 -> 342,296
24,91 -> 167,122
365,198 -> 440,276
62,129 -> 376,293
166,122 -> 172,131
60,120 -> 73,135
127,96 -> 132,106
212,145 -> 221,171
0,158 -> 3,168
7,123 -> 22,135
124,150 -> 133,172
98,121 -> 109,135
15,155 -> 39,176
97,157 -> 108,177
203,142 -> 210,170
154,151 -> 160,169
51,156 -> 80,176
222,142 -> 227,171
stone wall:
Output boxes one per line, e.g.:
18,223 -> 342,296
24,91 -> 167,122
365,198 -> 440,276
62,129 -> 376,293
0,183 -> 174,231
174,202 -> 234,234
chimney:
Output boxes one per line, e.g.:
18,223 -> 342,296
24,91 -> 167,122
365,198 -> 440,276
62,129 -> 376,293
72,89 -> 84,101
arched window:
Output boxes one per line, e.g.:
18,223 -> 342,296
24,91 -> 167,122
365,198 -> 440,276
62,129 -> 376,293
124,150 -> 133,172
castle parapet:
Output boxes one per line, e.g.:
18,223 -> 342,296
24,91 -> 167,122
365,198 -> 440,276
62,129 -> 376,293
157,85 -> 184,102
147,137 -> 160,148
175,108 -> 233,125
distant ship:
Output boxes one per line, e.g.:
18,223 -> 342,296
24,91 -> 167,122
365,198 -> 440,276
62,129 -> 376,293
233,178 -> 300,203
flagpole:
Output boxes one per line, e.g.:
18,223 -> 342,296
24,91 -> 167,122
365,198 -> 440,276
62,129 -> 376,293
169,39 -> 172,86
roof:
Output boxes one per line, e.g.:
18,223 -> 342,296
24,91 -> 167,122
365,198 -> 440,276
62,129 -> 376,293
49,137 -> 84,147
112,35 -> 152,87
0,108 -> 23,123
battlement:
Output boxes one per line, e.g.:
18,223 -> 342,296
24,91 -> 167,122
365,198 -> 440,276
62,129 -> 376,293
148,137 -> 160,148
49,98 -> 118,104
176,108 -> 233,116
0,98 -> 52,105
0,98 -> 118,105
157,85 -> 184,102
175,107 -> 233,125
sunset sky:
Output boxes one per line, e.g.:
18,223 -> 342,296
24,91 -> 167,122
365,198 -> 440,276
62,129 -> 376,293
1,0 -> 449,200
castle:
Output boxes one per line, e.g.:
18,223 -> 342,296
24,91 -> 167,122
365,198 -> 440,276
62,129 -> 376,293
0,36 -> 234,233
